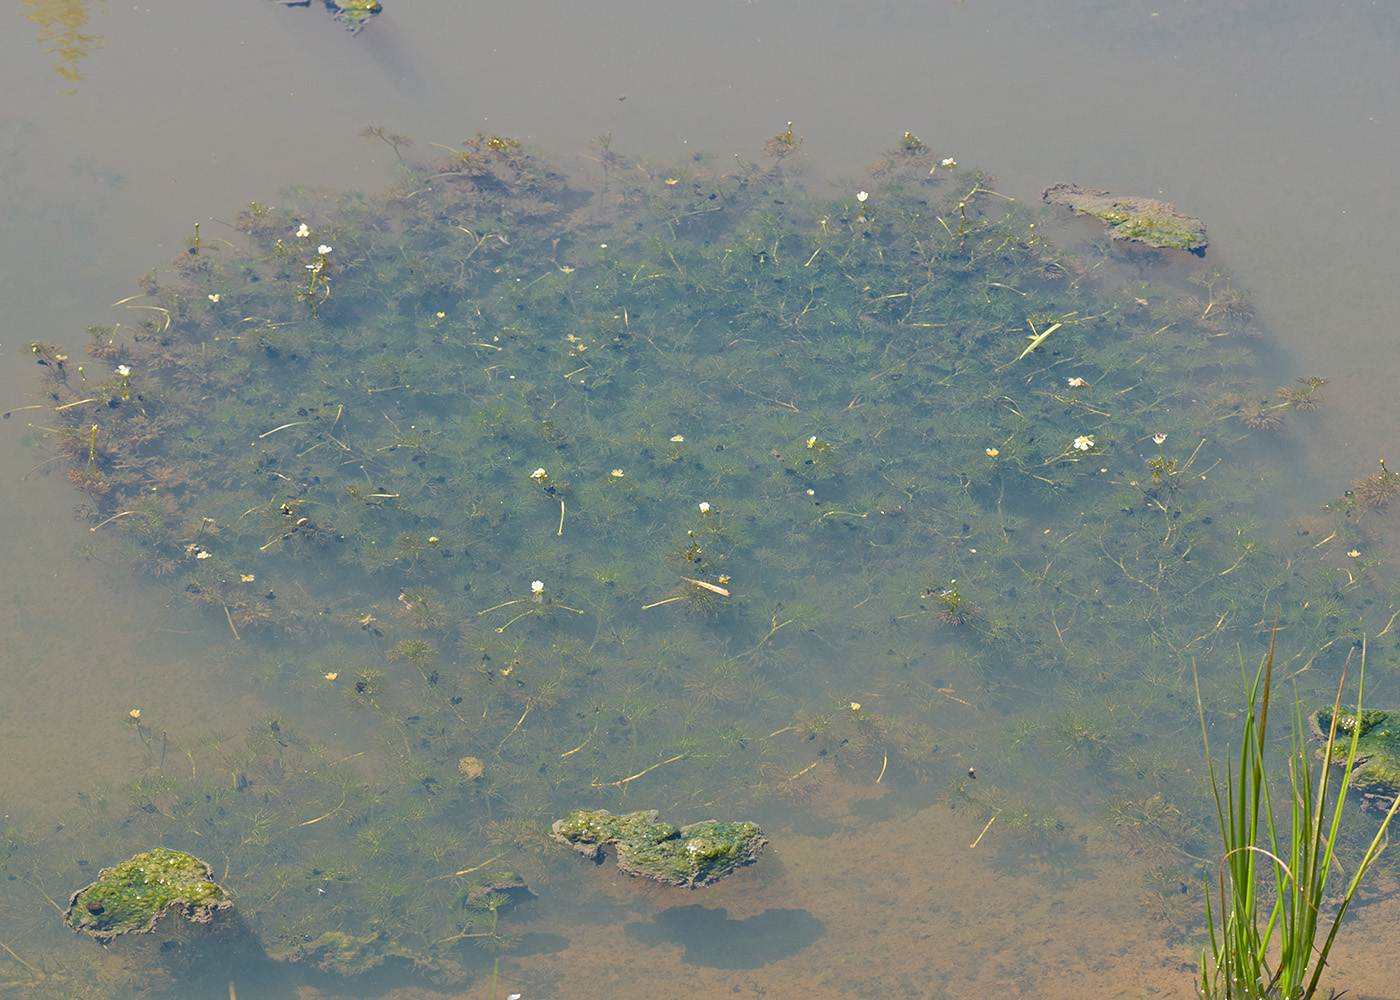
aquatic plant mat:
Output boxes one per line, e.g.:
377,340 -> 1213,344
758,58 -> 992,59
7,129 -> 1400,996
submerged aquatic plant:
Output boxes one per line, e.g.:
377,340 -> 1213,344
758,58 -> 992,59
1195,630 -> 1400,1000
13,126 -> 1395,988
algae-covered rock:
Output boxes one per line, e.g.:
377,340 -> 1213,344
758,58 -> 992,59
273,0 -> 382,34
65,847 -> 232,943
1042,182 -> 1208,253
329,0 -> 382,32
552,808 -> 766,888
1310,706 -> 1400,813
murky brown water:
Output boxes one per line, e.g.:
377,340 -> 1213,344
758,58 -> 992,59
3,3 -> 1399,998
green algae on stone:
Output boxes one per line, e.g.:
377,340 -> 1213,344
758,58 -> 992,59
65,848 -> 231,943
552,809 -> 766,888
331,0 -> 382,32
1042,182 -> 1208,252
274,0 -> 382,34
1311,706 -> 1400,813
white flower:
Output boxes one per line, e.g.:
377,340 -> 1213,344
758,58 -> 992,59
806,436 -> 818,447
856,191 -> 869,203
1073,435 -> 1094,451
1348,550 -> 1361,558
296,223 -> 310,238
531,580 -> 544,593
208,293 -> 220,303
698,501 -> 711,513
1153,432 -> 1168,445
669,434 -> 685,443
1066,376 -> 1088,388
317,245 -> 333,255
941,157 -> 957,167
610,469 -> 625,478
116,364 -> 131,377
530,468 -> 547,481
985,447 -> 999,457
196,550 -> 211,559
849,702 -> 861,711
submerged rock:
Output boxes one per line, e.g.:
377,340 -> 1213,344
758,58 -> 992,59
266,872 -> 528,977
269,928 -> 450,978
65,848 -> 232,943
552,808 -> 766,888
1042,182 -> 1208,253
1310,706 -> 1400,814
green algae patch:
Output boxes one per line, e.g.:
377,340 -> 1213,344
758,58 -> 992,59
65,848 -> 231,943
330,0 -> 382,32
269,929 -> 450,979
553,809 -> 766,888
1043,182 -> 1208,252
276,0 -> 382,34
1311,706 -> 1400,813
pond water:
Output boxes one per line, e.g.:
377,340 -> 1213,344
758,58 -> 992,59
3,4 -> 1400,1000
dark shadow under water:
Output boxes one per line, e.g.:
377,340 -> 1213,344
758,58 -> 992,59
624,904 -> 825,969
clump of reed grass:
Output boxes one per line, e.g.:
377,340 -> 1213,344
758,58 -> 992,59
1195,626 -> 1400,1000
